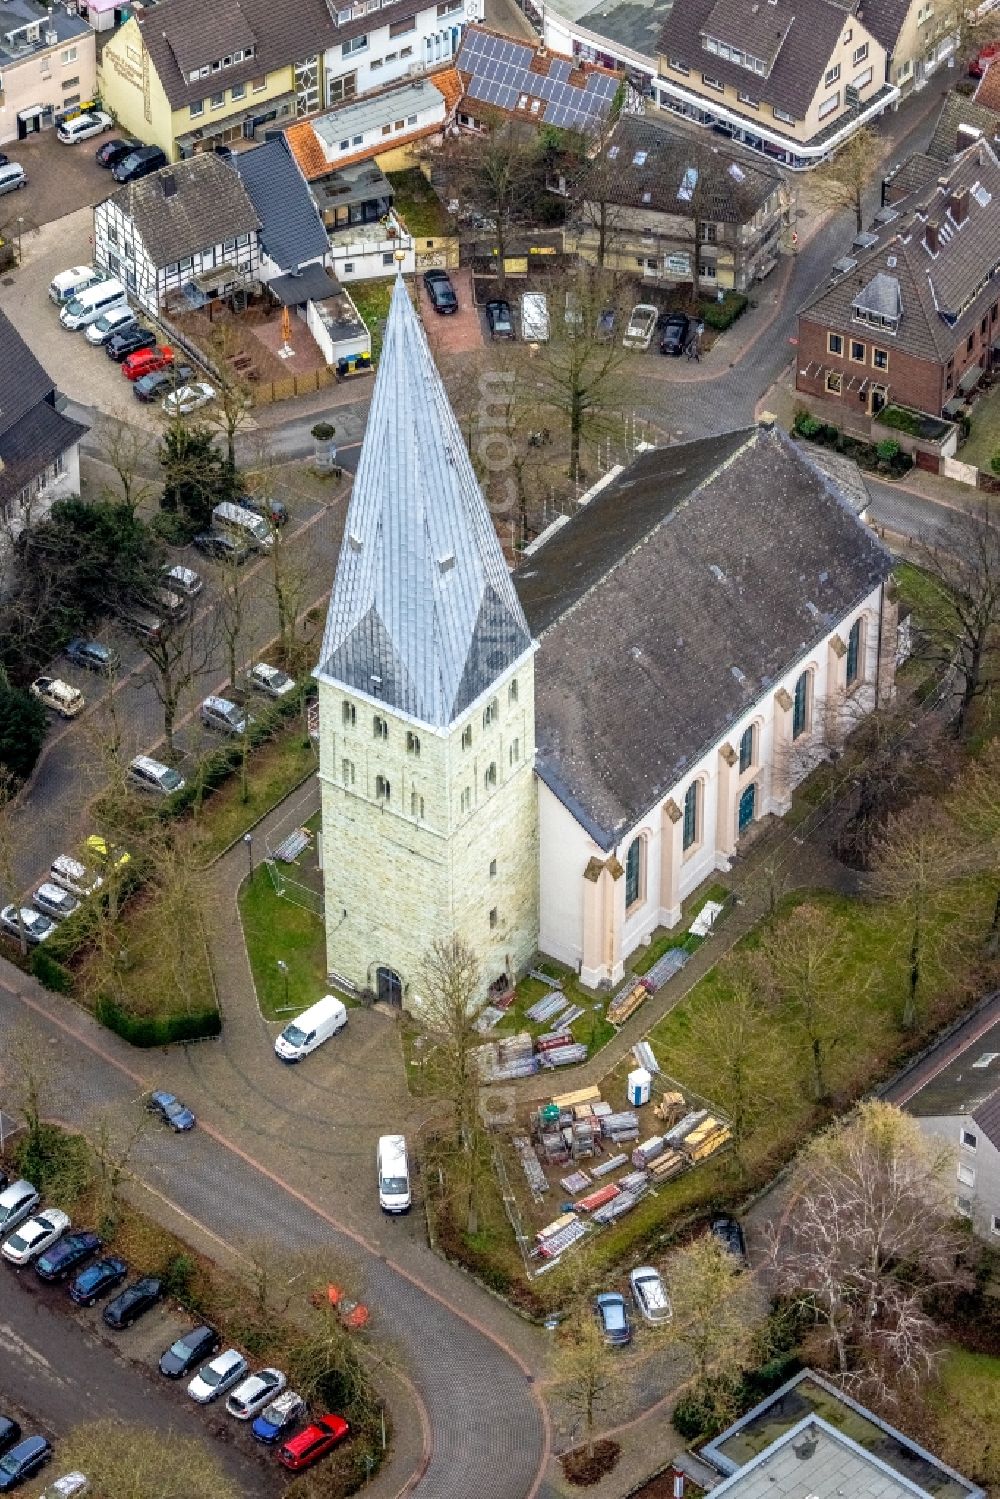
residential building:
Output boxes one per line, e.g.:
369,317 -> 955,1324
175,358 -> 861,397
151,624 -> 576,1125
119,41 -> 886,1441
98,0 -> 340,162
315,275 -> 895,1005
0,0 -> 96,146
454,24 -> 620,133
656,0 -> 898,168
797,137 -> 1000,419
93,153 -> 261,315
233,135 -> 330,282
881,88 -> 1000,206
897,1007 -> 1000,1240
0,311 -> 86,547
864,0 -> 960,97
285,73 -> 459,184
318,0 -> 480,112
566,113 -> 790,291
701,1369 -> 984,1499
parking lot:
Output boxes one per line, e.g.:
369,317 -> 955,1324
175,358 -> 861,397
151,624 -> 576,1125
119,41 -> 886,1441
420,267 -> 484,356
0,122 -> 114,231
0,1259 -> 281,1494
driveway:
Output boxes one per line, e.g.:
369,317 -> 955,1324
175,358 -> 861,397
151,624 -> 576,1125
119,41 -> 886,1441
0,122 -> 114,231
0,1265 -> 279,1495
420,268 -> 483,356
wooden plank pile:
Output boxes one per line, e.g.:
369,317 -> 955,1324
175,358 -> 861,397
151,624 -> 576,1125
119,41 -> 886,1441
647,1149 -> 686,1181
552,1085 -> 601,1110
680,1115 -> 731,1162
536,1214 -> 587,1259
475,1032 -> 539,1082
653,1091 -> 687,1126
607,976 -> 653,1026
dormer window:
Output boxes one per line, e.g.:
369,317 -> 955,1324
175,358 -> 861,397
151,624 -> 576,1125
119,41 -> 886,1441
702,34 -> 766,75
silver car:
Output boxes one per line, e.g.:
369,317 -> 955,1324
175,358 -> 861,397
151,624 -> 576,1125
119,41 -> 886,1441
32,882 -> 81,923
1,905 -> 56,945
187,1348 -> 248,1403
247,662 -> 295,699
0,1180 -> 40,1237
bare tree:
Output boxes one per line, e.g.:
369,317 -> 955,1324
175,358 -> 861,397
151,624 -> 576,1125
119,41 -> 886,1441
917,504 -> 1000,740
91,1106 -> 150,1235
694,953 -> 786,1172
947,741 -> 1000,950
418,935 -> 484,1233
136,609 -> 218,759
869,797 -> 973,1029
805,125 -> 879,233
549,1296 -> 628,1458
0,769 -> 27,956
558,112 -> 629,270
658,1234 -> 757,1409
757,902 -> 854,1103
60,1420 -> 240,1499
439,117 -> 543,292
767,1100 -> 968,1406
97,414 -> 157,514
204,322 -> 254,469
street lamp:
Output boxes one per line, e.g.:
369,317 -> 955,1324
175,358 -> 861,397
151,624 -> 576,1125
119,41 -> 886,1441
243,831 -> 253,878
276,959 -> 289,1009
16,216 -> 23,264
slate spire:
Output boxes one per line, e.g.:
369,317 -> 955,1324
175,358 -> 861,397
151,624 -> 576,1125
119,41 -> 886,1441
316,273 -> 532,728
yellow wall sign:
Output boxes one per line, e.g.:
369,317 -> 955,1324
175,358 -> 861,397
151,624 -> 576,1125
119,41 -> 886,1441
502,256 -> 528,274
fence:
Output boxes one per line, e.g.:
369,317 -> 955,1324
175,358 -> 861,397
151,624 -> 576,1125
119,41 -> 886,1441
262,782 -> 325,916
254,366 -> 337,405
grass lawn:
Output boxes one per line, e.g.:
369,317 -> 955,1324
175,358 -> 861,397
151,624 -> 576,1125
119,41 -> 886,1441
958,381 -> 1000,471
893,560 -> 953,632
926,1346 -> 1000,1490
190,731 -> 318,865
348,277 -> 397,363
239,864 -> 340,1021
386,168 -> 451,237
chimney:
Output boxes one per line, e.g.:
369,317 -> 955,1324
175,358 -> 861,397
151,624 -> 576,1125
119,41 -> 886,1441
949,184 -> 969,223
957,122 -> 982,152
925,217 -> 939,254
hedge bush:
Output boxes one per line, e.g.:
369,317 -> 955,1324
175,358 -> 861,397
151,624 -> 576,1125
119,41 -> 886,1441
700,292 -> 749,331
95,994 -> 221,1047
29,948 -> 74,994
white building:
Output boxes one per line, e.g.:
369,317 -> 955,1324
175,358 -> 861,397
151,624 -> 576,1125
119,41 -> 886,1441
320,0 -> 479,106
0,311 -> 86,548
315,276 -> 897,1005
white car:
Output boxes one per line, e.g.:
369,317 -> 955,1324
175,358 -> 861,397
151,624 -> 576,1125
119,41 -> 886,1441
225,1366 -> 286,1419
56,110 -> 113,144
1,905 -> 56,945
163,564 -> 202,600
162,382 -> 215,416
629,1265 -> 672,1325
39,1476 -> 88,1499
32,882 -> 81,923
30,676 -> 84,718
622,304 -> 659,350
247,662 -> 295,699
2,1208 -> 71,1265
187,1348 -> 248,1403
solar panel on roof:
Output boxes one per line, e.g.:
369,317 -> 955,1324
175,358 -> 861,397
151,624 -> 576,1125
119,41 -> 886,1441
457,27 -> 618,127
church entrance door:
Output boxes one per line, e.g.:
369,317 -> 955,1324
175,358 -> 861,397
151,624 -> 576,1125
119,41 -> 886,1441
376,966 -> 403,1007
738,782 -> 756,835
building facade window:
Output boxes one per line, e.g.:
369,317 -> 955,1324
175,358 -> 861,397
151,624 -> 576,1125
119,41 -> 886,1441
846,617 -> 863,686
991,1214 -> 1000,1235
825,371 -> 843,393
406,731 -> 420,756
852,41 -> 868,64
343,33 -> 368,55
702,74 -> 724,90
460,786 -> 471,813
509,738 -> 520,765
484,761 -> 497,789
793,670 -> 811,738
508,678 -> 518,704
210,91 -> 225,108
773,105 -> 795,123
483,698 -> 498,727
489,907 -> 498,929
375,774 -> 391,801
683,782 -> 699,851
343,701 -> 356,726
373,714 -> 388,740
828,331 -> 843,355
818,91 -> 839,119
461,724 -> 472,750
252,75 -> 267,91
341,757 -> 355,784
489,858 -> 497,878
850,339 -> 866,362
824,62 -> 841,84
410,790 -> 424,818
190,99 -> 205,117
625,835 -> 643,908
231,82 -> 245,99
739,724 -> 755,774
961,1128 -> 978,1150
957,1162 -> 976,1188
873,347 -> 889,370
957,1195 -> 972,1216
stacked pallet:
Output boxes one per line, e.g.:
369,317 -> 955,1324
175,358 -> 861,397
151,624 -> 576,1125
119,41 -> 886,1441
643,946 -> 692,989
560,1169 -> 592,1194
681,1115 -> 732,1162
513,1135 -> 549,1201
577,1183 -> 620,1213
617,1169 -> 649,1194
653,1091 -> 687,1126
648,1149 -> 686,1181
525,991 -> 567,1025
537,1128 -> 570,1165
607,977 -> 652,1026
535,1030 -> 574,1052
665,1109 -> 708,1146
601,1111 -> 640,1145
475,1032 -> 539,1082
571,1118 -> 596,1158
632,1135 -> 665,1168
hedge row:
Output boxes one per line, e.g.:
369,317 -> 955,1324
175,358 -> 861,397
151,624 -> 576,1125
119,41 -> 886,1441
700,293 -> 749,331
160,689 -> 309,821
95,994 -> 222,1047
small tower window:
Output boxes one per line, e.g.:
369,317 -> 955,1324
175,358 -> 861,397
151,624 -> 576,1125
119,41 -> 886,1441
343,701 -> 356,727
461,724 -> 472,750
484,762 -> 497,790
509,738 -> 520,765
341,757 -> 355,785
460,786 -> 472,813
508,678 -> 518,705
375,774 -> 391,801
373,714 -> 388,740
489,858 -> 497,877
489,907 -> 498,929
406,731 -> 421,756
410,789 -> 424,818
483,698 -> 498,728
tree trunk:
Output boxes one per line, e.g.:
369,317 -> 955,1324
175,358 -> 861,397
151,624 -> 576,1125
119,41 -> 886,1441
811,1034 -> 827,1103
903,901 -> 921,1030
854,195 -> 864,234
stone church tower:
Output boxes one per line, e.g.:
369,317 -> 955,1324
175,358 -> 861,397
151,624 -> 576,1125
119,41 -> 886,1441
314,275 -> 539,1006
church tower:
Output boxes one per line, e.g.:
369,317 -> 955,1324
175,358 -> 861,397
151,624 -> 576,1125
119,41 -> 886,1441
314,275 -> 539,1007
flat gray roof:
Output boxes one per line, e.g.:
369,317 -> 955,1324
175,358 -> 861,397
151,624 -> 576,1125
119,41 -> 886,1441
313,79 -> 443,146
711,1418 -> 929,1499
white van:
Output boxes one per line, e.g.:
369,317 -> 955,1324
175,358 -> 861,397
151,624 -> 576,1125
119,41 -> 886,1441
49,265 -> 105,305
213,500 -> 274,550
520,292 -> 549,343
60,278 -> 128,331
274,994 -> 347,1063
377,1134 -> 411,1213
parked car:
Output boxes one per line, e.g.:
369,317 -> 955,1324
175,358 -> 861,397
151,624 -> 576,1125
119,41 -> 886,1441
187,1349 -> 249,1403
0,1182 -> 40,1238
658,311 -> 689,357
35,1231 -> 102,1283
191,531 -> 250,565
278,1414 -> 350,1472
0,1421 -> 19,1457
0,907 -> 55,946
0,1436 -> 52,1491
36,1475 -> 87,1498
247,661 -> 294,698
132,364 -> 192,402
49,855 -> 103,900
84,304 -> 137,347
48,266 -> 106,306
32,883 -> 81,923
623,303 -> 659,350
594,1291 -> 632,1345
56,110 -> 112,144
111,145 -> 168,183
596,307 -> 617,341
65,638 -> 119,674
0,163 -> 26,197
520,291 -> 549,342
252,1390 -> 306,1444
103,1275 -> 162,1328
162,382 -> 215,416
423,268 -> 458,314
105,326 -> 157,363
710,1214 -> 747,1262
69,1255 -> 128,1305
159,1324 -> 220,1379
237,494 -> 288,528
969,39 -> 1000,75
485,299 -> 514,339
122,345 -> 173,381
2,1209 -> 71,1266
629,1265 -> 672,1324
127,755 -> 186,796
95,137 -> 142,167
162,564 -> 202,599
30,676 -> 84,718
200,695 -> 253,737
226,1368 -> 287,1420
145,1090 -> 195,1131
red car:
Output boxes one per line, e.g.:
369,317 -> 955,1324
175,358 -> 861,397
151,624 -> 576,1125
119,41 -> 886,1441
121,344 -> 174,381
970,41 -> 1000,77
277,1414 -> 350,1472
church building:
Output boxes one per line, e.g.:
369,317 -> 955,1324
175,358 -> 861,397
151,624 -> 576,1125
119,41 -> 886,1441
315,275 -> 896,1005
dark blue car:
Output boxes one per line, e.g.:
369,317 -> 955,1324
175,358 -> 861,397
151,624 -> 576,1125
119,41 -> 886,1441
69,1255 -> 127,1306
252,1390 -> 306,1445
0,1435 -> 52,1490
35,1230 -> 102,1283
145,1091 -> 196,1131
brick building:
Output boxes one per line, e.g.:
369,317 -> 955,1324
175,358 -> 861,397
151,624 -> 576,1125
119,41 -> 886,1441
796,138 -> 1000,420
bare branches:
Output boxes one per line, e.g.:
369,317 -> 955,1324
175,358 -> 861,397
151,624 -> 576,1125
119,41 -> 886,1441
803,126 -> 879,233
757,903 -> 855,1103
658,1235 -> 757,1389
915,505 -> 1000,740
549,1297 -> 630,1456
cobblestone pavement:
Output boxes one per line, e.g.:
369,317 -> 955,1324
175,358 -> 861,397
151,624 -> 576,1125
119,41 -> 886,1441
1,123 -> 116,231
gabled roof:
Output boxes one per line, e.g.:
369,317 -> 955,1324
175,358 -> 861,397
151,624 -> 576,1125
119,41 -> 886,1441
517,426 -> 891,848
455,24 -> 619,130
974,59 -> 1000,113
926,90 -> 1000,163
583,113 -> 781,219
0,309 -> 54,441
0,311 -> 86,508
901,1008 -> 1000,1130
315,276 -> 532,728
233,137 -> 329,273
104,154 -> 261,267
659,0 -> 861,120
856,0 -> 913,55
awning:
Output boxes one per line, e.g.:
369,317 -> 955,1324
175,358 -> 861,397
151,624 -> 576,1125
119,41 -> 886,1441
943,397 -> 965,418
18,105 -> 45,120
958,363 -> 982,393
269,261 -> 342,306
